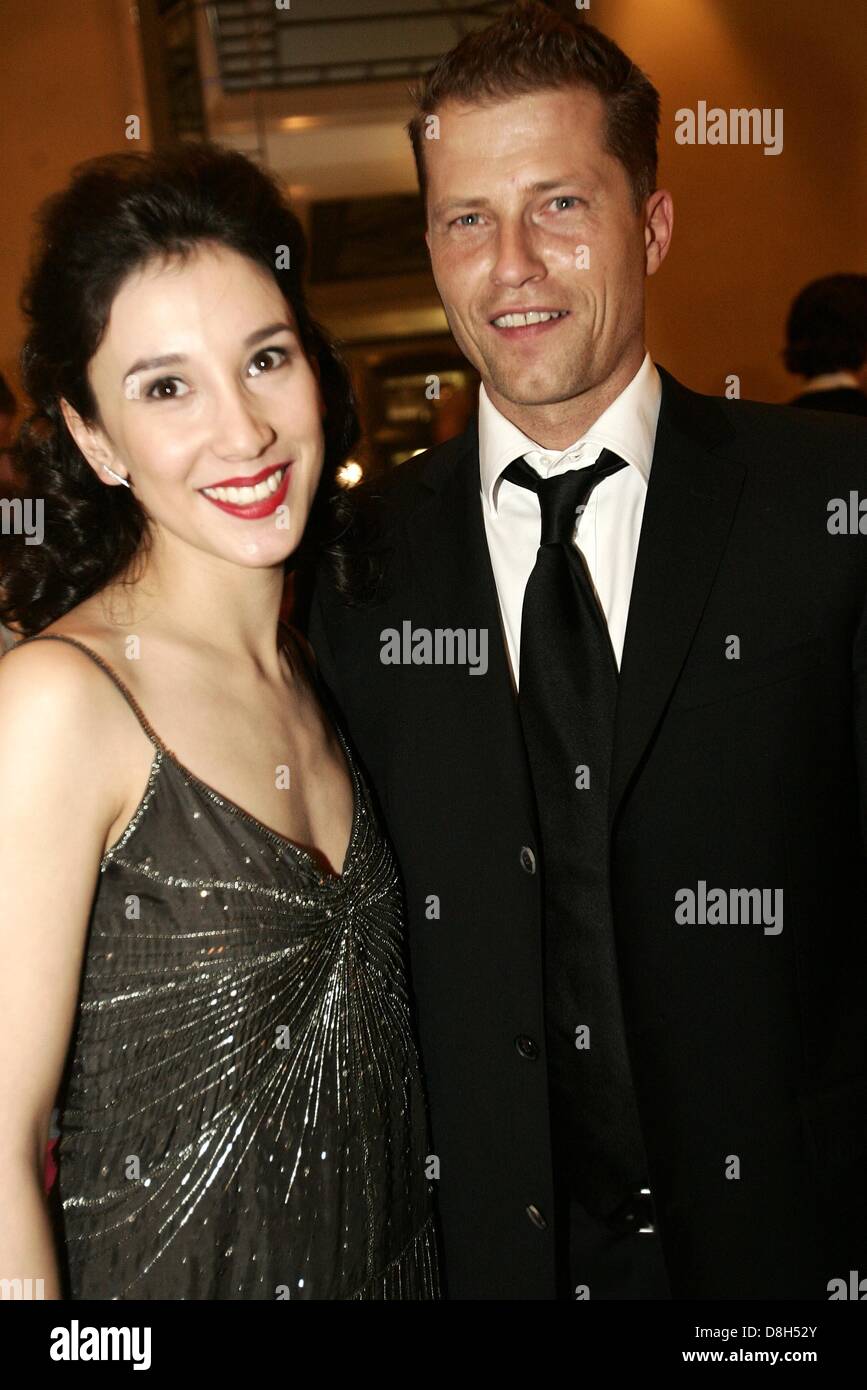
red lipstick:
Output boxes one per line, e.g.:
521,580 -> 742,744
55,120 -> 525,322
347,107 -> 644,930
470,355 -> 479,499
199,461 -> 292,520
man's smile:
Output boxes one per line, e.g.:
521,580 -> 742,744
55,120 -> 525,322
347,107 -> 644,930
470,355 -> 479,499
487,307 -> 571,339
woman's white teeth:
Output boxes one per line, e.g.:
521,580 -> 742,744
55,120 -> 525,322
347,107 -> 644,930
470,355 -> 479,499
202,467 -> 285,504
493,310 -> 567,328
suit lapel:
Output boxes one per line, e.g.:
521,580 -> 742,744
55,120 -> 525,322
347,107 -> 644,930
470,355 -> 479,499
608,366 -> 745,826
403,418 -> 539,834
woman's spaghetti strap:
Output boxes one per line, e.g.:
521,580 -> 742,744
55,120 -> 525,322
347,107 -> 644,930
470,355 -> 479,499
13,634 -> 166,751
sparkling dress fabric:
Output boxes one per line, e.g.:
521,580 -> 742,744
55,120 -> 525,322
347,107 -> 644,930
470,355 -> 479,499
24,633 -> 441,1301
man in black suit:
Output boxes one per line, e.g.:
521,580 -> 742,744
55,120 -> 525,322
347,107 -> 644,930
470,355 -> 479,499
304,4 -> 867,1299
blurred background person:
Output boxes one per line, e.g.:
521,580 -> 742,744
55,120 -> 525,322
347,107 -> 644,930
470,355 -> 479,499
785,274 -> 867,415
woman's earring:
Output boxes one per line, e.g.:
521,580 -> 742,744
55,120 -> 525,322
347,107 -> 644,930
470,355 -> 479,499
102,464 -> 131,489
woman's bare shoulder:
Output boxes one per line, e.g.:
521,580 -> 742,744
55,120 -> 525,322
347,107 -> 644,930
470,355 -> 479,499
0,625 -> 131,748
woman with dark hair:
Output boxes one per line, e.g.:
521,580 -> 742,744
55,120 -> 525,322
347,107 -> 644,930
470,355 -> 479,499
0,144 -> 440,1300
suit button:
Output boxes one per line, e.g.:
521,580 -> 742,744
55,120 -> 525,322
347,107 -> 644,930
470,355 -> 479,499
519,846 -> 536,874
515,1035 -> 538,1059
526,1203 -> 548,1230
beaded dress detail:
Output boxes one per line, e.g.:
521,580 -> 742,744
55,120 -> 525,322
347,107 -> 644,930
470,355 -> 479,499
19,633 -> 441,1300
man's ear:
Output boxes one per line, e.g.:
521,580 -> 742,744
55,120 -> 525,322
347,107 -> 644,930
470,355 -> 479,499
58,397 -> 126,485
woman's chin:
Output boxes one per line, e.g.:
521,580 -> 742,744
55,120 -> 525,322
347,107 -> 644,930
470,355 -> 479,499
226,532 -> 304,567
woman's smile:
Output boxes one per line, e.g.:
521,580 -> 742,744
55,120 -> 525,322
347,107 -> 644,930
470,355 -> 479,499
198,460 -> 293,518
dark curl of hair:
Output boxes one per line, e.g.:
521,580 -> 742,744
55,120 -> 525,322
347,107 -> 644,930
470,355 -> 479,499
0,141 -> 361,636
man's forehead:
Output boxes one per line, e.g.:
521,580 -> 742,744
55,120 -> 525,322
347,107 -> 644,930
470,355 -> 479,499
426,88 -> 607,177
433,85 -> 604,129
426,102 -> 609,209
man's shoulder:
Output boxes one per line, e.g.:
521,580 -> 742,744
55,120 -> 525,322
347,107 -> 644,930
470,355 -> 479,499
724,394 -> 867,494
368,428 -> 473,519
660,366 -> 867,485
303,428 -> 476,625
679,370 -> 863,438
721,391 -> 867,445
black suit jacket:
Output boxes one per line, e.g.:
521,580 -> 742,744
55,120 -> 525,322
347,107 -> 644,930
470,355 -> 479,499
304,364 -> 867,1299
790,386 -> 867,416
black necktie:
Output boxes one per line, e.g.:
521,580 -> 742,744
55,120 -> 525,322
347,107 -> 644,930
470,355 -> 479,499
503,448 -> 650,1216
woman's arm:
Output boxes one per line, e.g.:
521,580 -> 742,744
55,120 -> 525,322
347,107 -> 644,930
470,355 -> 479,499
0,642 -> 128,1298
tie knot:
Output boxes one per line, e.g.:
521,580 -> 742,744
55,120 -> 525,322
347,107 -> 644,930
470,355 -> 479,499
502,449 -> 629,545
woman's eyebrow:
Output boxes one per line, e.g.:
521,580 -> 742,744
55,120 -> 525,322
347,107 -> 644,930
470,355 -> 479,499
123,351 -> 184,382
243,320 -> 295,348
122,323 -> 296,383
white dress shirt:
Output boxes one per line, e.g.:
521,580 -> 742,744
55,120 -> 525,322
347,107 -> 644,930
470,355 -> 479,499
478,350 -> 662,688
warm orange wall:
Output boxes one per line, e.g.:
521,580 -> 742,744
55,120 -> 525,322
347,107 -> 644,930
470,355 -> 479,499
593,0 -> 867,401
0,0 -> 149,405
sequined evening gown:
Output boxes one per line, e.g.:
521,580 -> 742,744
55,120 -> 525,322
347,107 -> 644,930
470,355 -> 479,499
19,632 -> 441,1300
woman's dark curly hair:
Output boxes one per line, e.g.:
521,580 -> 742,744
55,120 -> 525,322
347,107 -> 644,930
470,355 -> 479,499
0,141 -> 361,636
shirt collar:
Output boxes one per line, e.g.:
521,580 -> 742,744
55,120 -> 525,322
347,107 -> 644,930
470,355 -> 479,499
478,349 -> 662,512
799,370 -> 861,393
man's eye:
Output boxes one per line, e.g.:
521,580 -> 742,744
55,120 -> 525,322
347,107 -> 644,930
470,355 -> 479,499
552,197 -> 581,211
248,347 -> 287,376
146,377 -> 187,400
451,214 -> 481,229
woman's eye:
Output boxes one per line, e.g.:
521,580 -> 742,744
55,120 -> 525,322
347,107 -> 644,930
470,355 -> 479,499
145,377 -> 187,400
248,346 -> 287,376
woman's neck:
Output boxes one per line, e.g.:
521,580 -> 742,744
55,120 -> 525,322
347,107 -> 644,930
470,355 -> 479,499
101,536 -> 289,677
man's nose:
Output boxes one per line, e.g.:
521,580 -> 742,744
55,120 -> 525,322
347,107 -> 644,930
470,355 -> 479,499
490,220 -> 546,285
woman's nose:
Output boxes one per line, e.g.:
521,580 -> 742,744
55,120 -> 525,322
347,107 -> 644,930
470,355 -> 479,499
211,389 -> 275,461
